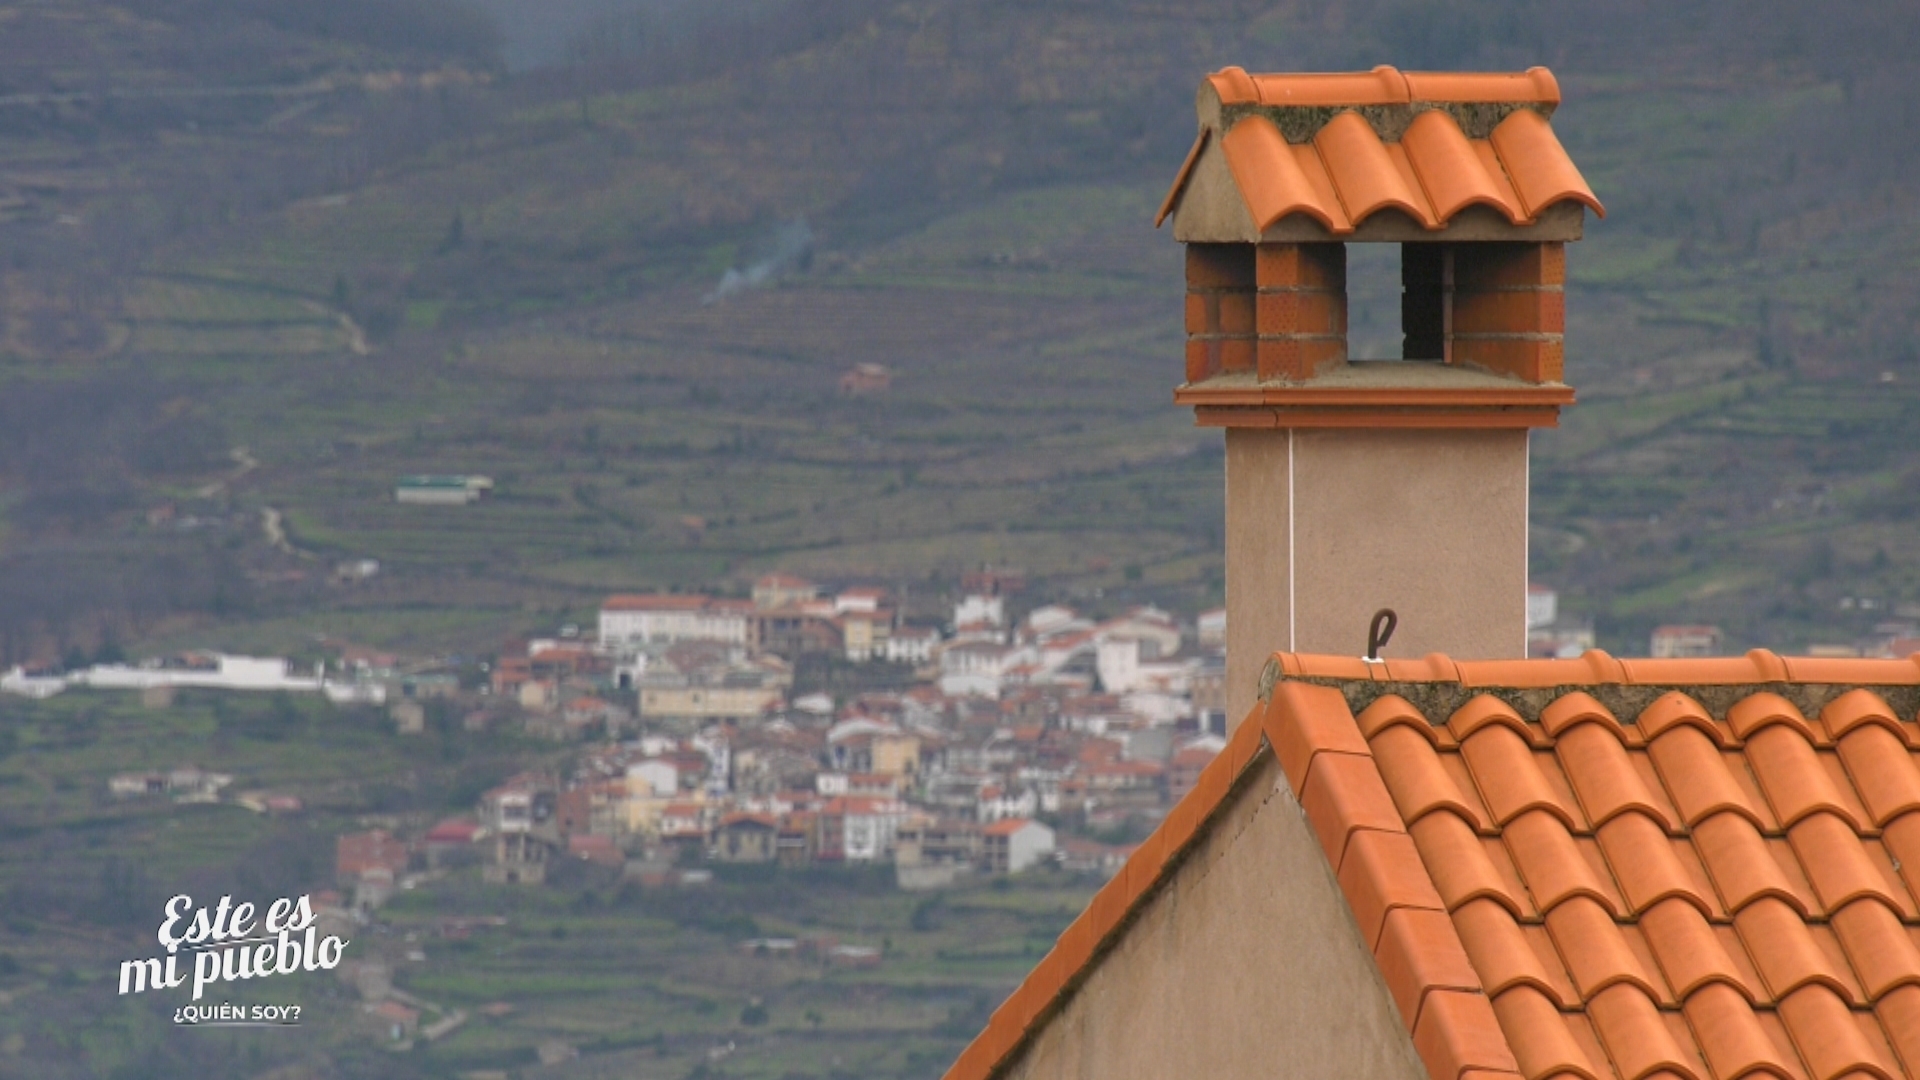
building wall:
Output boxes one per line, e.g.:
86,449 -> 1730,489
1224,428 -> 1528,724
638,685 -> 780,721
997,751 -> 1427,1080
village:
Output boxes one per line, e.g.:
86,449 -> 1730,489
51,565 -> 1920,911
323,569 -> 1233,906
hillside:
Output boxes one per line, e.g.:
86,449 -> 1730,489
0,0 -> 1917,659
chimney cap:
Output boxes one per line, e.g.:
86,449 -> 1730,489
1157,66 -> 1601,241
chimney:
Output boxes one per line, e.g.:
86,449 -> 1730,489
1156,66 -> 1603,726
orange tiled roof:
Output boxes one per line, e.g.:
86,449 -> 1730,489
1157,65 -> 1603,233
944,649 -> 1920,1080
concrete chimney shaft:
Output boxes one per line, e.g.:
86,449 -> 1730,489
1182,240 -> 1573,727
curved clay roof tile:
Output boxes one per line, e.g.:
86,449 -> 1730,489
1490,108 -> 1605,220
1221,114 -> 1350,233
1314,111 -> 1434,228
1402,109 -> 1526,223
1249,65 -> 1409,107
1402,68 -> 1560,105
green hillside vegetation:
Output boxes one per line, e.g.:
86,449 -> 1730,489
0,0 -> 1917,656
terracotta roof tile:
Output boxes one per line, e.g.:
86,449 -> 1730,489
1173,66 -> 1600,235
1412,811 -> 1536,917
1555,719 -> 1678,830
1678,981 -> 1803,1080
1594,813 -> 1715,917
1584,983 -> 1703,1080
1695,811 -> 1817,914
1375,720 -> 1492,829
1453,898 -> 1573,1005
1379,906 -> 1484,1030
1647,723 -> 1774,830
1415,989 -> 1522,1080
1638,897 -> 1757,1002
943,652 -> 1920,1080
1828,899 -> 1920,1001
1302,750 -> 1408,869
1340,828 -> 1447,949
1545,897 -> 1666,1003
1503,810 -> 1621,914
1835,724 -> 1920,826
1788,813 -> 1915,917
1777,984 -> 1899,1080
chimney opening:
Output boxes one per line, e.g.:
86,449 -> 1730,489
1347,242 -> 1456,362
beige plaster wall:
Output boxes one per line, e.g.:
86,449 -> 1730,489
997,751 -> 1428,1080
1223,428 -> 1528,724
1292,428 -> 1527,659
1224,430 -> 1291,727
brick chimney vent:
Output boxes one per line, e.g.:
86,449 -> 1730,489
1165,66 -> 1600,416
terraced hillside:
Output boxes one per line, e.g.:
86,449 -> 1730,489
0,0 -> 1917,658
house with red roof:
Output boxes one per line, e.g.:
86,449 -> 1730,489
944,63 -> 1920,1080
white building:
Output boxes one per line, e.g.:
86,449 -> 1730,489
1527,584 -> 1558,630
953,594 -> 1005,631
627,760 -> 679,798
883,625 -> 942,665
598,595 -> 751,648
982,818 -> 1055,874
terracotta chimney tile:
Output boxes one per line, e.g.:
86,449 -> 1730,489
1376,906 -> 1483,1033
1678,981 -> 1807,1080
1222,116 -> 1350,234
1301,750 -> 1407,871
1584,983 -> 1704,1080
1829,898 -> 1920,1002
1243,66 -> 1410,107
1638,897 -> 1758,1003
1411,811 -> 1535,917
1413,989 -> 1520,1080
1691,811 -> 1813,915
1555,721 -> 1677,830
1787,813 -> 1914,918
1734,897 -> 1864,1005
1453,898 -> 1574,1006
1777,984 -> 1898,1080
1834,724 -> 1920,826
1543,896 -> 1667,1003
1313,111 -> 1433,228
1402,69 -> 1560,105
1489,984 -> 1601,1080
1487,108 -> 1604,221
1402,110 -> 1525,224
1596,812 -> 1715,918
